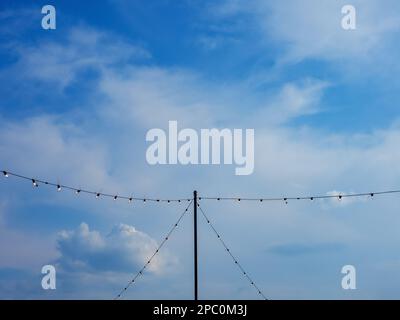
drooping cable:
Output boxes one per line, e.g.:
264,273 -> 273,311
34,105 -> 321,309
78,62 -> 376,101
198,204 -> 268,300
114,200 -> 193,299
1,170 -> 191,203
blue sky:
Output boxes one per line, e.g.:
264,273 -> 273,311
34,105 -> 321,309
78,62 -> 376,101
1,0 -> 400,299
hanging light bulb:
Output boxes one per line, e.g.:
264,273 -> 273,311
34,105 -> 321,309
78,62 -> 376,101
338,195 -> 342,201
32,179 -> 38,187
129,197 -> 133,203
114,195 -> 118,201
2,171 -> 8,178
76,189 -> 81,195
57,185 -> 61,192
96,193 -> 100,199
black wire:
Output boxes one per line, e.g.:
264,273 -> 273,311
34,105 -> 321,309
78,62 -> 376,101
3,170 -> 400,204
114,200 -> 193,300
197,204 -> 268,300
200,190 -> 400,202
2,170 -> 191,203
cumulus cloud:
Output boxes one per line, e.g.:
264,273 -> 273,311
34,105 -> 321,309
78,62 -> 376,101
56,222 -> 172,274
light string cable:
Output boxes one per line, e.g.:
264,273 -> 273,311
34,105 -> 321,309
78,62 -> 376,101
114,199 -> 193,300
4,170 -> 400,204
197,204 -> 268,300
1,170 -> 191,203
199,189 -> 400,203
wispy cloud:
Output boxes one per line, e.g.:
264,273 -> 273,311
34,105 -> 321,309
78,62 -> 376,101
210,0 -> 400,70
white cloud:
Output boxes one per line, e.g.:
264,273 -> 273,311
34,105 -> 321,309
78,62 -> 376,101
252,79 -> 328,125
9,26 -> 149,89
57,222 -> 173,274
0,116 -> 115,191
212,0 -> 400,65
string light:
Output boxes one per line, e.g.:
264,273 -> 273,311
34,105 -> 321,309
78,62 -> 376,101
201,189 -> 400,203
0,170 -> 192,204
3,169 -> 400,207
114,200 -> 193,300
197,204 -> 267,300
6,169 -> 399,300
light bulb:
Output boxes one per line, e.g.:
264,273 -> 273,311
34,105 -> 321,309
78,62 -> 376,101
3,171 -> 8,178
57,185 -> 61,192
